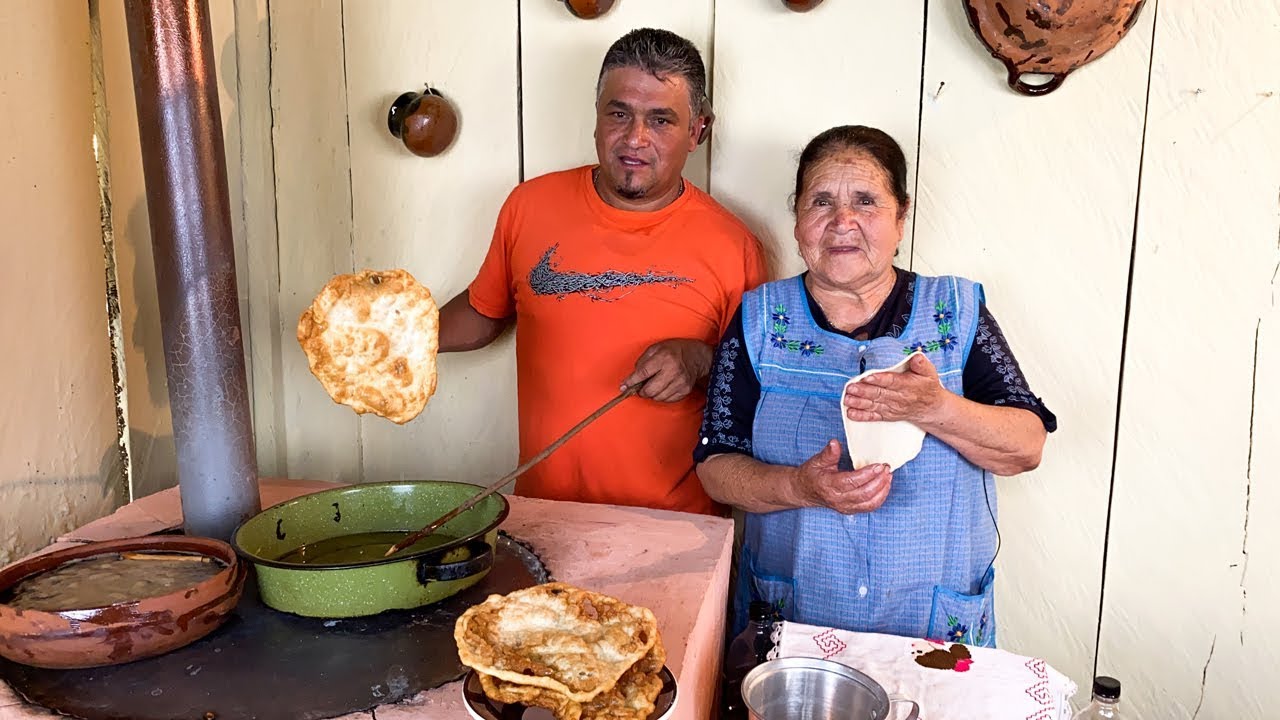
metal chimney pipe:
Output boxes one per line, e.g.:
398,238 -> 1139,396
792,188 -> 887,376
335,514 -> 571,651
123,0 -> 260,540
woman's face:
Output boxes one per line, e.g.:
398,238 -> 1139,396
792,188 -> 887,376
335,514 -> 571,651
794,149 -> 906,291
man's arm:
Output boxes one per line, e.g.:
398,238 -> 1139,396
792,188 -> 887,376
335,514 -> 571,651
437,290 -> 512,352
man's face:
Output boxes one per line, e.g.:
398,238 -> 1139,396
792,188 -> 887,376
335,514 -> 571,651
593,66 -> 700,210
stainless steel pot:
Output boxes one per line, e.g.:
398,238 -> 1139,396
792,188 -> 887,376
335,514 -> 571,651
741,657 -> 920,720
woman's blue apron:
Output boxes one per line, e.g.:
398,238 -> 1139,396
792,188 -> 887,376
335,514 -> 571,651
734,273 -> 999,647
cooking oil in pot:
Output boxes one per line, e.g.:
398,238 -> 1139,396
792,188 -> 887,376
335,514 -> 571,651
275,531 -> 456,565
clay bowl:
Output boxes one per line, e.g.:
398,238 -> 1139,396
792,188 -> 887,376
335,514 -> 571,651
0,536 -> 245,669
963,0 -> 1147,95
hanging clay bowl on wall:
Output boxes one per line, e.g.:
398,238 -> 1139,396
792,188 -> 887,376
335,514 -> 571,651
782,0 -> 826,11
963,0 -> 1147,96
563,0 -> 616,19
387,86 -> 460,158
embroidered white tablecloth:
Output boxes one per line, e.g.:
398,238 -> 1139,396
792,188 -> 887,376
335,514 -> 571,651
768,621 -> 1077,720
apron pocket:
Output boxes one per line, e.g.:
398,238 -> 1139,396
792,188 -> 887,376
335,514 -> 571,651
742,548 -> 797,623
926,568 -> 995,648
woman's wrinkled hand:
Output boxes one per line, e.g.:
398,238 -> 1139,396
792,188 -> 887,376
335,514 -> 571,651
795,439 -> 892,514
843,352 -> 944,423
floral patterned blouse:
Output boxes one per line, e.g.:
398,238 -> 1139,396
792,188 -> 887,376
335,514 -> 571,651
694,268 -> 1057,463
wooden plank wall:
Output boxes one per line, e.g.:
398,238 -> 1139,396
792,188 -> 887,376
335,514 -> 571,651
233,0 -> 286,479
912,0 -> 1155,695
709,1 -> 925,275
268,0 -> 363,483
1098,1 -> 1280,716
93,1 -> 1277,716
343,2 -> 520,484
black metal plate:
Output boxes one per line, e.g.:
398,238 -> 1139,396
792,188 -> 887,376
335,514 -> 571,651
0,532 -> 551,720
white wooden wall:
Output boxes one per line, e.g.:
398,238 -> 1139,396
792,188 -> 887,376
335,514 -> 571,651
710,1 -> 924,272
912,0 -> 1155,698
1098,0 -> 1280,715
84,0 -> 1277,716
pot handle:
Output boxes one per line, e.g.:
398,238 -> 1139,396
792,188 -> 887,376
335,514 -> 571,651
415,539 -> 494,584
887,695 -> 920,720
1007,69 -> 1068,96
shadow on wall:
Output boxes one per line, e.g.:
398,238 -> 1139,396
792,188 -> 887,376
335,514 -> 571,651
117,16 -> 259,497
129,428 -> 177,500
0,442 -> 127,565
120,199 -> 179,501
122,23 -> 257,409
217,22 -> 256,352
124,200 -> 167,411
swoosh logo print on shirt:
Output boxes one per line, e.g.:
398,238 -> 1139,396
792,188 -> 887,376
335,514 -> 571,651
528,244 -> 692,302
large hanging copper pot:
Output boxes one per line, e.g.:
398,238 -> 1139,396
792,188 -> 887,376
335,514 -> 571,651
963,0 -> 1147,96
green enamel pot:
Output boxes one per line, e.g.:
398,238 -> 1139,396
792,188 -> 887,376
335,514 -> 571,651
231,481 -> 508,618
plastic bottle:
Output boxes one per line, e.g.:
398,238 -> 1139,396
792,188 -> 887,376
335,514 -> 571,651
1071,676 -> 1125,719
720,601 -> 777,719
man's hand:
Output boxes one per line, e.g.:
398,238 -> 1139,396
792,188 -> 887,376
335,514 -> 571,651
620,338 -> 713,402
796,439 -> 893,515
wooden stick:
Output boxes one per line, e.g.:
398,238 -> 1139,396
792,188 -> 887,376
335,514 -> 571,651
383,385 -> 639,557
121,552 -> 212,563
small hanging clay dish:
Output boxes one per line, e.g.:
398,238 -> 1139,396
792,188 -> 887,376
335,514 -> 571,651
387,86 -> 460,158
564,0 -> 616,19
963,0 -> 1147,96
782,0 -> 825,11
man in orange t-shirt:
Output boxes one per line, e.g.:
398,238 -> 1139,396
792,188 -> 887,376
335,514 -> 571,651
436,28 -> 766,515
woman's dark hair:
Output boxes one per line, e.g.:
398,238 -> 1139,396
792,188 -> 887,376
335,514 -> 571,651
792,125 -> 910,217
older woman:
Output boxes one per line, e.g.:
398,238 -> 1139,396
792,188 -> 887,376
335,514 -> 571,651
695,126 -> 1056,647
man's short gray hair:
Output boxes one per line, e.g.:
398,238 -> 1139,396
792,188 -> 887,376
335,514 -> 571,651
596,28 -> 707,120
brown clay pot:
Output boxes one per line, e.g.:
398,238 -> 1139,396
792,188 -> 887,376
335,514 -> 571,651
0,536 -> 245,669
564,0 -> 616,19
387,87 -> 459,158
782,0 -> 825,11
963,0 -> 1147,95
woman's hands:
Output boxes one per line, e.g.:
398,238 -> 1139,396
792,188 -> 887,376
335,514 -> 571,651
796,439 -> 893,515
843,352 -> 945,423
696,440 -> 892,515
842,352 -> 1047,476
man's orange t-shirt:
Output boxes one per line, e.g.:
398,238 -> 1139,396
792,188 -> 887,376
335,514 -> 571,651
468,166 -> 767,515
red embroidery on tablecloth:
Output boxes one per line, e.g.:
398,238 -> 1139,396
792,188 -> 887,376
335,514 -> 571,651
812,629 -> 847,658
1022,659 -> 1053,719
